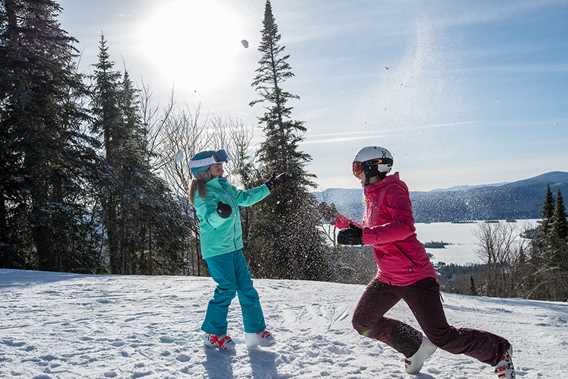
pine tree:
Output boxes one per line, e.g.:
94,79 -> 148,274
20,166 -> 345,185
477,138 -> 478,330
136,174 -> 193,275
541,185 -> 555,235
551,191 -> 567,241
1,0 -> 103,271
524,189 -> 568,300
116,70 -> 144,274
91,41 -> 193,275
0,0 -> 26,265
117,69 -> 191,275
91,35 -> 126,273
250,0 -> 314,189
549,190 -> 568,271
248,0 -> 332,280
530,185 -> 554,272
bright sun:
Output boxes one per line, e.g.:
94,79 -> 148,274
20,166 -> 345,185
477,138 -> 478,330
138,0 -> 246,92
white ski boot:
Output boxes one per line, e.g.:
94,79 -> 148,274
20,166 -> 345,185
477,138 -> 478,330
245,329 -> 275,347
494,346 -> 515,379
404,336 -> 437,374
204,333 -> 235,352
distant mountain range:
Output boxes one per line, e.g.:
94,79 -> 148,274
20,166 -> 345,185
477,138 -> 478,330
314,171 -> 568,223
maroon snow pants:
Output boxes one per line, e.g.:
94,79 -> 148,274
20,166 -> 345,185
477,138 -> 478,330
352,277 -> 510,366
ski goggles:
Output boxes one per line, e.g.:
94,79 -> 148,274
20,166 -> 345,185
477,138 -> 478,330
352,161 -> 365,177
352,158 -> 393,177
189,149 -> 229,170
212,149 -> 228,163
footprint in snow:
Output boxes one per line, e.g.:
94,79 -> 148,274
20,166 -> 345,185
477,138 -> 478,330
131,371 -> 152,378
2,339 -> 26,348
39,355 -> 57,362
176,354 -> 191,362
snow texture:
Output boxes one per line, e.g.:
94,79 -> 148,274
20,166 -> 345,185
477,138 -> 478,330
1,268 -> 567,378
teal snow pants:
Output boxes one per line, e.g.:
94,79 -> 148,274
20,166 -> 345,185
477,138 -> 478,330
201,249 -> 266,336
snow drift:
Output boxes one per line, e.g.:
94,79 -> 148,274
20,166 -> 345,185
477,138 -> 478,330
1,269 -> 567,378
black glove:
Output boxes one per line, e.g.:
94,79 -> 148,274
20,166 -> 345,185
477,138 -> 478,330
337,226 -> 363,245
217,202 -> 232,218
265,172 -> 290,191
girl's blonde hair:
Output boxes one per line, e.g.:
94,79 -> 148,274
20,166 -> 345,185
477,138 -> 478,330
189,170 -> 211,204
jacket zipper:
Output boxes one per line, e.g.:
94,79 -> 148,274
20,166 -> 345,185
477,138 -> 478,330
394,242 -> 417,268
232,201 -> 238,250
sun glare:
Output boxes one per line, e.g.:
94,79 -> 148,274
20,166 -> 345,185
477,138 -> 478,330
137,1 -> 245,92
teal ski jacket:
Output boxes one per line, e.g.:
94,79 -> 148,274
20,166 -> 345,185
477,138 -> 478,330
193,177 -> 270,259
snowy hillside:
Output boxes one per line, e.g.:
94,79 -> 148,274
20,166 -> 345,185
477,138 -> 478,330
1,269 -> 567,378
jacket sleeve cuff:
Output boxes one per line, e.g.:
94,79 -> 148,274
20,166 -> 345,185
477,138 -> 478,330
362,228 -> 376,245
334,214 -> 352,229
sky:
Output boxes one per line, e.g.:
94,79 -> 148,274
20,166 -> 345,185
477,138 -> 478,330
58,0 -> 568,191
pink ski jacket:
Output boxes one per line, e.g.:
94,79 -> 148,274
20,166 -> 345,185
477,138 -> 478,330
335,173 -> 437,286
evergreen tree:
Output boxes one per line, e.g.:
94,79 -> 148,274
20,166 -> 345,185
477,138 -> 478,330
529,185 -> 554,272
541,185 -> 555,235
551,190 -> 567,241
91,35 -> 125,273
137,175 -> 192,275
118,69 -> 191,275
0,0 -> 103,271
116,70 -> 145,274
248,0 -> 332,280
0,0 -> 26,266
91,38 -> 192,275
549,190 -> 568,271
250,1 -> 314,189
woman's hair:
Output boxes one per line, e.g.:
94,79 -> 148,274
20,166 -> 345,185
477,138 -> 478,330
189,170 -> 211,204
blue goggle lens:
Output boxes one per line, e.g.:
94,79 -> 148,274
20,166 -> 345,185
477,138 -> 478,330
213,149 -> 228,162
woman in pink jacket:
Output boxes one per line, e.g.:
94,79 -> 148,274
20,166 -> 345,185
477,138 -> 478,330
336,146 -> 515,379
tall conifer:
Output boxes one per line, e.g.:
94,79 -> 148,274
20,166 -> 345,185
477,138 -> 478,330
1,0 -> 102,270
249,0 -> 332,280
551,191 -> 567,240
541,185 -> 555,236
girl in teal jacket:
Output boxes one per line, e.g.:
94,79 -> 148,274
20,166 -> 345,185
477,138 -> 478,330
189,149 -> 287,351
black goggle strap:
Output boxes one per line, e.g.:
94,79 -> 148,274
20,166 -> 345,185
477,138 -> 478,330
364,158 -> 393,167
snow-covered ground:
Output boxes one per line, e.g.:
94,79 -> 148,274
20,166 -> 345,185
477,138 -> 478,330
1,269 -> 567,378
416,220 -> 539,265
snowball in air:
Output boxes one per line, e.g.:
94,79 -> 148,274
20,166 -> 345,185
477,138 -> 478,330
174,150 -> 184,164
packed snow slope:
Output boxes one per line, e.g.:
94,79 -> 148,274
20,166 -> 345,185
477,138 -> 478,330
1,269 -> 567,378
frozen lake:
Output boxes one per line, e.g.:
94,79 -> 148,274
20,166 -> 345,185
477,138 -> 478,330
416,219 -> 539,265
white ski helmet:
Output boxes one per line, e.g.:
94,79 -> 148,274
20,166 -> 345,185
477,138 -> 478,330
353,146 -> 394,175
